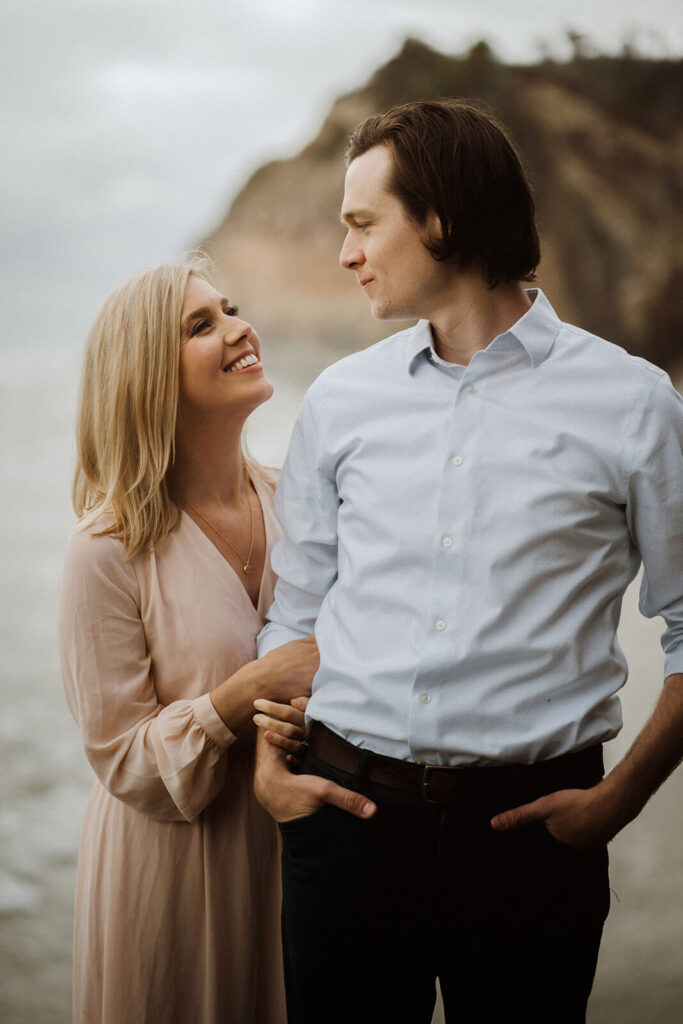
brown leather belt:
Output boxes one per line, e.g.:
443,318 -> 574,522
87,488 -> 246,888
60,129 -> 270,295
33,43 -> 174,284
306,721 -> 603,805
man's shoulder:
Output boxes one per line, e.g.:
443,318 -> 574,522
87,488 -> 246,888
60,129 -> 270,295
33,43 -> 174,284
311,324 -> 417,391
556,321 -> 667,387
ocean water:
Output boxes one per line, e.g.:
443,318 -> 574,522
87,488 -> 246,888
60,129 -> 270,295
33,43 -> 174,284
0,347 -> 681,1022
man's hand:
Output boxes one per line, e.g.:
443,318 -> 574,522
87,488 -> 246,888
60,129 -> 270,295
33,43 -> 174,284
490,782 -> 627,851
493,673 -> 683,851
254,726 -> 376,824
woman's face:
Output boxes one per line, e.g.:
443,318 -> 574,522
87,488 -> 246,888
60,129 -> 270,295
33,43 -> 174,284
178,275 -> 273,418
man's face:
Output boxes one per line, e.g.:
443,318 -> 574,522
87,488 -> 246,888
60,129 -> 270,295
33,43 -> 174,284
339,145 -> 450,321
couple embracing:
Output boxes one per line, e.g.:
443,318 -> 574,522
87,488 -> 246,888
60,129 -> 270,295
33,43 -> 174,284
59,100 -> 683,1024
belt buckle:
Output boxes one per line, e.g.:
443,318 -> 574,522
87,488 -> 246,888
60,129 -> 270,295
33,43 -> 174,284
422,764 -> 465,803
422,765 -> 443,803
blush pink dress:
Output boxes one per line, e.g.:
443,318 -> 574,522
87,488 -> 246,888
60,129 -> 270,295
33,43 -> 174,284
57,478 -> 286,1024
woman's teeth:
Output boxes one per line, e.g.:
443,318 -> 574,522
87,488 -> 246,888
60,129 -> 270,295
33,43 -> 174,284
225,353 -> 259,372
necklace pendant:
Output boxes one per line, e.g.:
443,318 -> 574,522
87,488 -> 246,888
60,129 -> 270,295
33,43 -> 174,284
243,563 -> 252,575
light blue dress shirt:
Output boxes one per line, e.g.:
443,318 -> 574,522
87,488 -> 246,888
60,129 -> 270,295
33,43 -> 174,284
258,291 -> 683,765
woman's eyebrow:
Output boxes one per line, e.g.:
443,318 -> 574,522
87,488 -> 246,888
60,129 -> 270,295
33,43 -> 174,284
182,306 -> 211,333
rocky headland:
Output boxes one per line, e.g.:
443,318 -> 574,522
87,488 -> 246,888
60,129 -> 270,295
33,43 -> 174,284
203,39 -> 683,373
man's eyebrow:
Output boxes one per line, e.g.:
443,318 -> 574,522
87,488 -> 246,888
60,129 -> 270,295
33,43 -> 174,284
339,208 -> 373,226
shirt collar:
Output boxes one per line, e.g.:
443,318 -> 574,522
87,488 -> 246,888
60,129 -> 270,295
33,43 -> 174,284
406,288 -> 562,374
507,289 -> 562,367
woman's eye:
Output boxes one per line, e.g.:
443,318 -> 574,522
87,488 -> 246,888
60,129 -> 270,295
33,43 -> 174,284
190,319 -> 211,337
226,305 -> 239,317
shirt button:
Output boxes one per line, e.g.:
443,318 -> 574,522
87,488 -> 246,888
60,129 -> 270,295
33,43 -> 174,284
420,693 -> 431,704
442,537 -> 453,548
452,456 -> 463,467
435,619 -> 446,631
466,384 -> 476,394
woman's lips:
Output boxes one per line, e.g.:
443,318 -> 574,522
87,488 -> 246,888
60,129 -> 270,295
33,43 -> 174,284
223,351 -> 262,373
227,360 -> 263,375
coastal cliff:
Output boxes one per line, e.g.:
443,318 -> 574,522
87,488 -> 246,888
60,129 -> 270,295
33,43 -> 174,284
203,39 -> 683,370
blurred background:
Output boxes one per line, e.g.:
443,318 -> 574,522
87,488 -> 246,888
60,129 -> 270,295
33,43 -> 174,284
1,1 -> 682,1021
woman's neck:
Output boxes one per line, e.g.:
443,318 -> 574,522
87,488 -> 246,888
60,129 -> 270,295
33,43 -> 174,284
169,419 -> 250,509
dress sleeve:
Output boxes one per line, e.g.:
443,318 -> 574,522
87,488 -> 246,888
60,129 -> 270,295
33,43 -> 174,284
258,382 -> 340,656
626,372 -> 683,679
57,527 -> 237,823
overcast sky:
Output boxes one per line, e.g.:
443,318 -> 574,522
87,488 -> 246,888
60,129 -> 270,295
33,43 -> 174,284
2,0 -> 681,352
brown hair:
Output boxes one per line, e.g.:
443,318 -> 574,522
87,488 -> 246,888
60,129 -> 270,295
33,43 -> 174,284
346,99 -> 540,288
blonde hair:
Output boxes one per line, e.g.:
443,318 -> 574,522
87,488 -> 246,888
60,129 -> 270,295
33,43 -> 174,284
74,254 -> 262,559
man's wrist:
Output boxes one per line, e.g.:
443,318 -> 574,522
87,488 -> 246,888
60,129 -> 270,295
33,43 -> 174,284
593,771 -> 644,836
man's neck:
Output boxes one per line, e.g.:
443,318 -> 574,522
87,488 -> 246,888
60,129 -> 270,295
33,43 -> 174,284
429,276 -> 532,366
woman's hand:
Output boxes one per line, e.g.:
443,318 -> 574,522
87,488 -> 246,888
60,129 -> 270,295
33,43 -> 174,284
253,696 -> 309,758
210,637 -> 318,735
257,636 -> 319,704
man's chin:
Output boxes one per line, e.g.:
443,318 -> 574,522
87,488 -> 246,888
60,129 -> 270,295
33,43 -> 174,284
370,302 -> 409,322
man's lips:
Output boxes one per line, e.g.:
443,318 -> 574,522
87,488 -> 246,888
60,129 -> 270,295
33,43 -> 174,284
359,278 -> 374,291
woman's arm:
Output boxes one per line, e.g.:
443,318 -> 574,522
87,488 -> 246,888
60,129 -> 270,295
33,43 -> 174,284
210,643 -> 316,734
58,528 -> 317,823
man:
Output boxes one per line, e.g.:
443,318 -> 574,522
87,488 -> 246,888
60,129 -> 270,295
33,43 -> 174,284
255,100 -> 683,1023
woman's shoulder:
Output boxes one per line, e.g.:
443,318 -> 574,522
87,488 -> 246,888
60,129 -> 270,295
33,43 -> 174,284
256,465 -> 280,493
62,516 -> 138,587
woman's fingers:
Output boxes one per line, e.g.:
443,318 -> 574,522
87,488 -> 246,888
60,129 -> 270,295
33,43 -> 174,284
253,713 -> 305,739
263,730 -> 307,756
253,697 -> 309,757
254,698 -> 305,727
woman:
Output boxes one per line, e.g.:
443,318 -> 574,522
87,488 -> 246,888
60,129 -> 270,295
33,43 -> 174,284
58,255 -> 315,1023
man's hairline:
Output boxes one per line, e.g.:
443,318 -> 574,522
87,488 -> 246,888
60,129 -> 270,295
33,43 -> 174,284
339,142 -> 433,231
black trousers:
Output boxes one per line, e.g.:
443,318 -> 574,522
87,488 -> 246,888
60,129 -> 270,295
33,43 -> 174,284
279,741 -> 610,1024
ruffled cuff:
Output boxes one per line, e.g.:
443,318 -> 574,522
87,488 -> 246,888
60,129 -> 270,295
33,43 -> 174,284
192,692 -> 237,751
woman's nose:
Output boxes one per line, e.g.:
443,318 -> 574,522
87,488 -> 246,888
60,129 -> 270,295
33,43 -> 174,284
223,317 -> 252,345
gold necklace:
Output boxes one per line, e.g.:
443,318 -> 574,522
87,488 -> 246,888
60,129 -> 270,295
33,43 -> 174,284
183,476 -> 256,575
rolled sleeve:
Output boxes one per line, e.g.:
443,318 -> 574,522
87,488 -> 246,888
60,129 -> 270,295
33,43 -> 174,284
626,373 -> 683,678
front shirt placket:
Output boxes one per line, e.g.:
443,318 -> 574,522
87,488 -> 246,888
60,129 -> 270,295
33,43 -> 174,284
408,352 -> 480,762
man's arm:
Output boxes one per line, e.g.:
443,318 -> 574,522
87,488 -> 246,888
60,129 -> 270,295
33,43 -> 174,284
257,383 -> 339,659
491,672 -> 683,848
255,381 -> 376,822
494,373 -> 683,847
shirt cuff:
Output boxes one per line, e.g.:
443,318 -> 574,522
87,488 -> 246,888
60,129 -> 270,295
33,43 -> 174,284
192,692 -> 237,751
664,649 -> 683,680
257,622 -> 308,657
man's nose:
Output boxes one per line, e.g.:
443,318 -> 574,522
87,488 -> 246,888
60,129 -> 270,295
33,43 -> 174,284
339,234 -> 364,270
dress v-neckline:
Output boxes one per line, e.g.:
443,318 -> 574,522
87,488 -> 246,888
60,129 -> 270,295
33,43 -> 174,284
181,477 -> 270,613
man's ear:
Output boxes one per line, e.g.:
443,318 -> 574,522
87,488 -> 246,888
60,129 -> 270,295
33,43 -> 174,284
420,209 -> 446,255
425,209 -> 443,241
